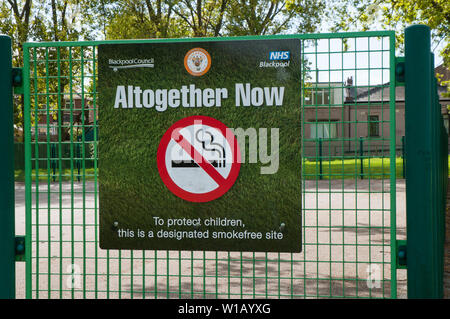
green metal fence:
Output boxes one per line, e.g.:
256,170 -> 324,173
13,31 -> 403,299
404,25 -> 448,298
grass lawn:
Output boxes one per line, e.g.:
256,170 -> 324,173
14,156 -> 450,182
14,158 -> 406,182
302,157 -> 406,180
15,168 -> 96,182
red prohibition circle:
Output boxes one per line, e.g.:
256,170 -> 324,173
157,115 -> 241,203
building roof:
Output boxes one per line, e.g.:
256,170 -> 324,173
345,64 -> 450,103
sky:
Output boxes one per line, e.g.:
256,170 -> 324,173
303,36 -> 391,86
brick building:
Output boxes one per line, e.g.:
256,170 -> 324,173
32,94 -> 94,142
303,65 -> 450,158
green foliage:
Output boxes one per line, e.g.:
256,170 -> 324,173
330,0 -> 450,94
1,0 -> 98,140
104,0 -> 185,39
103,0 -> 327,39
225,0 -> 324,35
303,157 -> 406,179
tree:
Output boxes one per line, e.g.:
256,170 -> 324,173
1,0 -> 32,67
104,0 -> 327,39
105,0 -> 182,39
172,0 -> 229,37
105,0 -> 230,38
225,0 -> 325,36
330,0 -> 449,93
0,0 -> 96,140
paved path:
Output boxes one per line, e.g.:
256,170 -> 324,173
14,179 -> 407,299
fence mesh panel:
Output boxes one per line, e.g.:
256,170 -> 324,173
22,32 -> 402,299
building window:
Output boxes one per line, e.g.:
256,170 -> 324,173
309,121 -> 337,139
368,115 -> 379,137
63,113 -> 71,124
49,124 -> 58,136
304,88 -> 332,105
65,99 -> 73,109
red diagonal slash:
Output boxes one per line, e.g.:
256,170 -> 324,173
172,128 -> 226,186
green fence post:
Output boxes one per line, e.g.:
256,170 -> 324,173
431,63 -> 445,296
0,35 -> 15,299
405,24 -> 442,298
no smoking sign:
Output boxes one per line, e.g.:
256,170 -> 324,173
99,39 -> 302,252
157,115 -> 241,202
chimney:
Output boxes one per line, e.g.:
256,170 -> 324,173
345,76 -> 354,102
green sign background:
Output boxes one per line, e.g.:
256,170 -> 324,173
99,39 -> 302,252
